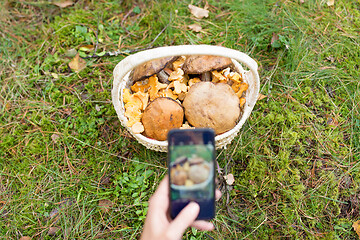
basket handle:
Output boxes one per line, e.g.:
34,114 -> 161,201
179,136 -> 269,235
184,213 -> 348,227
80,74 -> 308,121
113,45 -> 259,97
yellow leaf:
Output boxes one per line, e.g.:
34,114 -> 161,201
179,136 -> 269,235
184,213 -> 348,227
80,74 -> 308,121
327,0 -> 334,6
353,220 -> 360,239
79,45 -> 94,52
188,4 -> 209,19
69,53 -> 86,72
257,93 -> 267,101
52,0 -> 74,8
188,23 -> 202,32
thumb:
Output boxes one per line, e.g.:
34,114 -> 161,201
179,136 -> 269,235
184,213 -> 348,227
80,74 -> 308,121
166,202 -> 200,239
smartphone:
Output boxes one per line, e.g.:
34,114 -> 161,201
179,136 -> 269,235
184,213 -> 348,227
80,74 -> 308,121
167,128 -> 215,220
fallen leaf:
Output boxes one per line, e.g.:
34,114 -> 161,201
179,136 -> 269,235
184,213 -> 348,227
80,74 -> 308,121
224,173 -> 235,185
327,0 -> 334,6
327,117 -> 338,127
19,237 -> 32,240
271,33 -> 279,46
51,134 -> 60,143
65,48 -> 77,57
257,93 -> 267,100
98,199 -> 114,213
52,0 -> 74,8
69,53 -> 86,72
188,23 -> 202,32
48,226 -> 60,236
5,102 -> 11,111
79,45 -> 94,52
188,4 -> 209,19
319,66 -> 336,70
353,220 -> 360,238
51,72 -> 59,79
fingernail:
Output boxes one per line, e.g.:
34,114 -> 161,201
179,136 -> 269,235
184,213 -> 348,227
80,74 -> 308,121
188,202 -> 200,212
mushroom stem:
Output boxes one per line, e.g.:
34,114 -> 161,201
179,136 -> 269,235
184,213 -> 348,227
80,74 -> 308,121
157,70 -> 170,84
201,71 -> 211,82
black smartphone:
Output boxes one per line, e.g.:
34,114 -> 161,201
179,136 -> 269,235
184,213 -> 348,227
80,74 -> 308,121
167,128 -> 215,220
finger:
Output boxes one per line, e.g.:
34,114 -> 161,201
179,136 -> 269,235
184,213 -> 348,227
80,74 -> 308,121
166,202 -> 200,239
215,189 -> 222,201
191,220 -> 215,231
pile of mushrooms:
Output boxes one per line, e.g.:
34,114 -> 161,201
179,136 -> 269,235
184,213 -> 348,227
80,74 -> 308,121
170,156 -> 210,186
122,55 -> 249,141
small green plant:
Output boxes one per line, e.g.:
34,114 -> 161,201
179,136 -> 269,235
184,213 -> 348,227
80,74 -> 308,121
114,164 -> 154,221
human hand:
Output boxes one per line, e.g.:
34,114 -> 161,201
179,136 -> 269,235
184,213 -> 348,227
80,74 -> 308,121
140,175 -> 221,240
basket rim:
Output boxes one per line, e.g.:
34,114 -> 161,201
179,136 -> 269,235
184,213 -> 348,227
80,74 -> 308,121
112,45 -> 260,151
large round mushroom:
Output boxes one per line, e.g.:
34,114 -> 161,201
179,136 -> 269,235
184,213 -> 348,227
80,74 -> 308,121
183,82 -> 240,135
141,97 -> 184,141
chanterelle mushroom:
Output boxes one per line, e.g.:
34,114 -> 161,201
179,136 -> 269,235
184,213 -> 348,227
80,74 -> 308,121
141,97 -> 184,141
183,82 -> 240,135
182,55 -> 233,81
132,56 -> 178,83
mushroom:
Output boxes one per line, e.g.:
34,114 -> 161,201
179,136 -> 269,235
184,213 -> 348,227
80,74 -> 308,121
172,169 -> 188,185
141,97 -> 184,141
188,164 -> 210,184
183,82 -> 240,135
182,55 -> 233,82
132,56 -> 178,83
189,157 -> 204,165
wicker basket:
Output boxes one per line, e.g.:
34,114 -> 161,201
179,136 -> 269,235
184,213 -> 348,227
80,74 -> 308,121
112,45 -> 260,152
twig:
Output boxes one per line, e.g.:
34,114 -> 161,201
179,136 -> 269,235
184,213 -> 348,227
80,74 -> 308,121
147,13 -> 172,47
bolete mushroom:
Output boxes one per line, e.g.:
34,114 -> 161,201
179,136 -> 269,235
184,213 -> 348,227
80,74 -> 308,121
183,82 -> 240,135
141,97 -> 184,141
182,55 -> 233,82
132,56 -> 178,83
188,164 -> 210,184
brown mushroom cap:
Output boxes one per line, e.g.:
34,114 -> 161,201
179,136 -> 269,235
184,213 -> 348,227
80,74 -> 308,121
141,97 -> 184,141
183,82 -> 240,135
182,55 -> 233,74
132,56 -> 178,82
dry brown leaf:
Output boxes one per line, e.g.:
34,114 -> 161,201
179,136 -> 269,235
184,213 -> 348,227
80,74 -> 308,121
98,199 -> 114,213
5,102 -> 11,111
52,0 -> 74,8
327,0 -> 334,6
19,237 -> 32,240
51,134 -> 60,143
188,23 -> 202,32
48,226 -> 60,236
69,53 -> 86,72
271,33 -> 279,46
257,93 -> 267,101
224,173 -> 235,185
319,66 -> 336,70
188,4 -> 209,19
353,220 -> 360,238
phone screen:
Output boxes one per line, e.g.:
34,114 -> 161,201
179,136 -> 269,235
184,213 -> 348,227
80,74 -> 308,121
168,129 -> 215,220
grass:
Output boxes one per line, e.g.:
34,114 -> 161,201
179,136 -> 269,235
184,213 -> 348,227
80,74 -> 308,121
0,0 -> 359,239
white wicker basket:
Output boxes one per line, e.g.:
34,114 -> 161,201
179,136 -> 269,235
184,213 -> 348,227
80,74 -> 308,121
112,45 -> 260,152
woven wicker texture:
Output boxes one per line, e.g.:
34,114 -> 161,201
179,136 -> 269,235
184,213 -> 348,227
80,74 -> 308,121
112,45 -> 260,152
